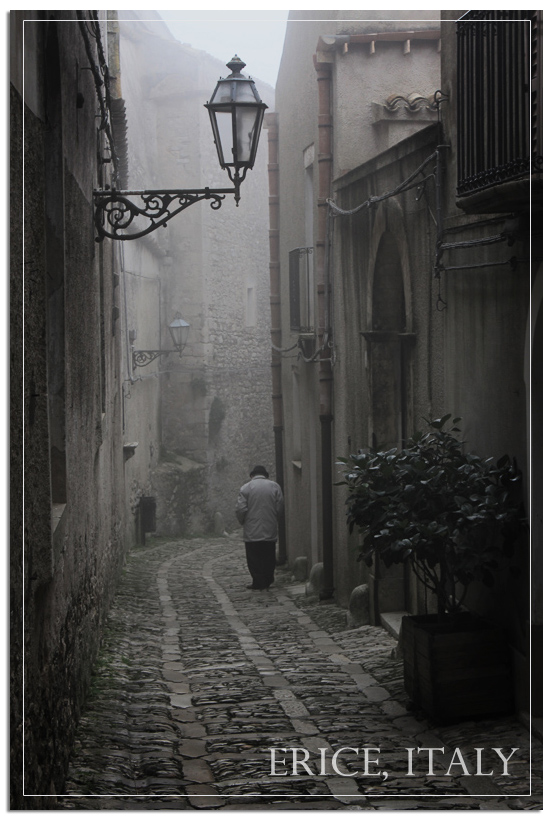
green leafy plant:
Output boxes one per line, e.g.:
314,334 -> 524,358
338,415 -> 524,617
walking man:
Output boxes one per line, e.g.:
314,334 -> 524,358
235,465 -> 284,590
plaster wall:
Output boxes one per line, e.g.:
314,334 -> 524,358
437,16 -> 529,469
118,239 -> 165,545
275,17 -> 347,575
332,125 -> 445,606
331,116 -> 529,612
274,12 -> 440,581
331,37 -> 440,176
437,15 -> 532,656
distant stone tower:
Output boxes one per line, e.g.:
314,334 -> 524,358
118,12 -> 275,535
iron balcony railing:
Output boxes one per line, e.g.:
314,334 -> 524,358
456,10 -> 542,197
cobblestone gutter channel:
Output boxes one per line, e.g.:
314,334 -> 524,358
58,536 -> 542,810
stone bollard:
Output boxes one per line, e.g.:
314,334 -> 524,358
306,562 -> 324,596
347,583 -> 371,627
292,556 -> 308,582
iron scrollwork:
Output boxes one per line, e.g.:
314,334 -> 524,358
94,187 -> 237,241
132,348 -> 179,368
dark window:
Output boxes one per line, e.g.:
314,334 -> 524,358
456,11 -> 542,197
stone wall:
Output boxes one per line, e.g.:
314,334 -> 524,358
118,14 -> 275,537
11,78 -> 25,811
12,13 -> 129,807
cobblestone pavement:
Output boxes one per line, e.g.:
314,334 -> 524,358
58,535 -> 542,810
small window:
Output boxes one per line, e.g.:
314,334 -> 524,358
289,247 -> 314,333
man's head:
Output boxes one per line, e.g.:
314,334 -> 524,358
250,465 -> 269,478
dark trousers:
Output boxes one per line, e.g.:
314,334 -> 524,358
245,541 -> 276,589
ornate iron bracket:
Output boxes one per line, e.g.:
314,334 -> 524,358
94,186 -> 238,241
132,347 -> 182,369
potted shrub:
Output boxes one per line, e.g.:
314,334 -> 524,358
338,415 -> 525,721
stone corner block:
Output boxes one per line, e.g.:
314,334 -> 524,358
346,583 -> 371,628
292,555 -> 309,581
306,562 -> 324,596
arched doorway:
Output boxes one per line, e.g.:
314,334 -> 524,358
362,201 -> 415,623
368,231 -> 409,450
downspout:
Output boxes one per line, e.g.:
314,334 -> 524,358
266,112 -> 287,563
314,56 -> 334,599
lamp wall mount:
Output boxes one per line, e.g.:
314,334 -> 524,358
94,55 -> 266,242
94,185 -> 238,242
131,313 -> 190,369
132,346 -> 183,369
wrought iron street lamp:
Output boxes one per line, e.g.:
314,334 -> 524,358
94,56 -> 267,241
131,312 -> 190,369
205,55 -> 267,196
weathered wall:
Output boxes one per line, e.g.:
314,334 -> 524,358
199,61 -> 275,528
332,125 -> 445,607
438,15 -> 534,680
12,12 -> 129,806
118,238 -> 165,545
439,16 -> 529,469
11,75 -> 26,812
118,15 -> 275,536
274,12 -> 441,589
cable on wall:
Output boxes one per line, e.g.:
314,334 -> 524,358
76,11 -> 119,185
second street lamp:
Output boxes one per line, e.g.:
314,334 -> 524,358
94,56 -> 267,241
131,312 -> 190,369
167,313 -> 191,355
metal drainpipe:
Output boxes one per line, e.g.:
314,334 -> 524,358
314,56 -> 334,600
266,113 -> 287,564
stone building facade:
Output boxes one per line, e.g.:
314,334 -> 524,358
11,10 -> 275,806
436,10 -> 541,717
117,13 -> 275,537
271,9 -> 541,716
270,10 -> 442,590
11,12 -> 129,806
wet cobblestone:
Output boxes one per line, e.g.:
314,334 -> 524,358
58,535 -> 542,810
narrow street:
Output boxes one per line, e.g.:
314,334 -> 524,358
58,535 -> 541,811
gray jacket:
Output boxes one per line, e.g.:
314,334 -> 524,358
235,475 -> 284,542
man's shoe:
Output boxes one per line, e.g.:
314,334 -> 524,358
246,584 -> 263,590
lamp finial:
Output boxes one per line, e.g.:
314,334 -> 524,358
226,55 -> 246,76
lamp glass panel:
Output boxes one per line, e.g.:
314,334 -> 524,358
169,318 -> 190,351
235,81 -> 257,102
214,110 -> 234,165
235,108 -> 258,163
211,81 -> 234,105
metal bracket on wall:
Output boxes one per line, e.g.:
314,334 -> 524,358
433,144 -> 515,284
93,186 -> 238,241
131,347 -> 180,369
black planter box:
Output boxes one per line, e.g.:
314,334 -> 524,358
402,613 -> 514,722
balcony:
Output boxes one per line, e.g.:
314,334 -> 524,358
456,11 -> 542,209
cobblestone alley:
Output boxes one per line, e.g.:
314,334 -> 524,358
58,535 -> 542,810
